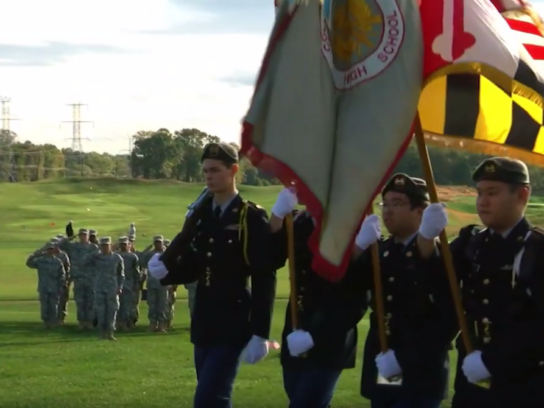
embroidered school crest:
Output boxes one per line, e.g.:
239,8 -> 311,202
321,0 -> 405,89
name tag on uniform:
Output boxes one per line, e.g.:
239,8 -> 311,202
500,265 -> 513,271
225,224 -> 240,231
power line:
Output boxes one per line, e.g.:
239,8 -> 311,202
0,150 -> 128,157
61,103 -> 93,152
1,96 -> 21,138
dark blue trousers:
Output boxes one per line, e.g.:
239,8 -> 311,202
370,397 -> 442,408
193,344 -> 244,408
283,367 -> 342,408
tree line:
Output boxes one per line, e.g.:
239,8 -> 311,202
2,128 -> 544,192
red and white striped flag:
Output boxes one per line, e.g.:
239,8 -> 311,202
496,0 -> 544,73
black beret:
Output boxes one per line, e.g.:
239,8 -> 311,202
382,173 -> 430,202
201,143 -> 238,164
472,157 -> 529,184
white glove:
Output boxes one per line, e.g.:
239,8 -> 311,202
419,203 -> 448,239
375,350 -> 402,378
355,214 -> 381,250
286,330 -> 314,356
462,351 -> 491,383
147,253 -> 168,280
271,188 -> 298,218
242,335 -> 269,364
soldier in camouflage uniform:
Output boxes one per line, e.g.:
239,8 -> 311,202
85,237 -> 125,340
52,239 -> 71,324
131,235 -> 151,326
26,242 -> 67,328
89,229 -> 98,245
116,236 -> 141,330
58,226 -> 99,329
163,239 -> 177,328
140,235 -> 169,332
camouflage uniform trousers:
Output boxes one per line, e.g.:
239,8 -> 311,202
147,287 -> 169,324
165,289 -> 176,327
94,291 -> 120,332
119,288 -> 138,325
39,291 -> 60,324
132,288 -> 142,324
57,283 -> 70,321
185,282 -> 197,317
73,282 -> 95,322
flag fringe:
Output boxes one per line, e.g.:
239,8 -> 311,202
424,133 -> 544,167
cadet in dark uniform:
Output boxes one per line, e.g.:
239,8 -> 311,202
268,188 -> 368,408
147,142 -> 277,408
353,174 -> 457,408
449,157 -> 544,408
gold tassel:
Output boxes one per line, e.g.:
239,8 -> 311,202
238,204 -> 250,266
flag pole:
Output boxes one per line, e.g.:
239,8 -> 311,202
413,114 -> 473,354
367,204 -> 388,353
285,212 -> 309,358
285,213 -> 299,329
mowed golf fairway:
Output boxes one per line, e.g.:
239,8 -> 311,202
2,179 -> 544,408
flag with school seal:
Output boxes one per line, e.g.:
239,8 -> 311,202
241,0 -> 424,281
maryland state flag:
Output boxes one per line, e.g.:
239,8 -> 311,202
242,0 -> 544,281
420,0 -> 544,165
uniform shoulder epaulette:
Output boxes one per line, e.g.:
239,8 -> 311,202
530,226 -> 544,236
378,235 -> 391,245
243,199 -> 266,212
459,224 -> 485,238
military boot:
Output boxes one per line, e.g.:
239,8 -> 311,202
78,321 -> 86,330
98,330 -> 105,340
105,331 -> 117,341
157,322 -> 167,333
117,322 -> 125,331
148,322 -> 157,332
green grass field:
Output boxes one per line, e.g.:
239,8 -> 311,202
1,179 -> 542,407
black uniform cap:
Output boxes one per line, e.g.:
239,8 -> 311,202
472,157 -> 530,184
201,143 -> 239,164
382,173 -> 430,202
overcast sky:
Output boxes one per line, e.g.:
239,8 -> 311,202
0,0 -> 543,154
0,0 -> 273,153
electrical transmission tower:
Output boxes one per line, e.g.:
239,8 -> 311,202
1,97 -> 11,131
0,96 -> 19,182
62,103 -> 93,152
1,96 -> 20,140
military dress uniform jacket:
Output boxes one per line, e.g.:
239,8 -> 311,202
270,211 -> 368,371
450,219 -> 544,407
161,195 -> 277,347
358,236 -> 458,401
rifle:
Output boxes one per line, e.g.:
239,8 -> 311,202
160,187 -> 212,278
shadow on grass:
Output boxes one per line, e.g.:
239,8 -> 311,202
0,321 -> 189,347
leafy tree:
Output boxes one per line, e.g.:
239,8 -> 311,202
6,127 -> 544,194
